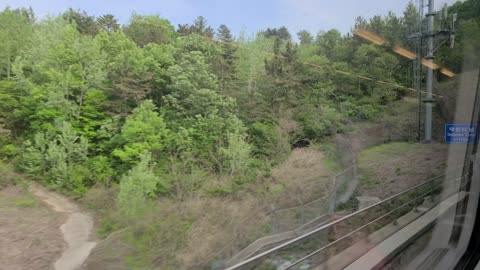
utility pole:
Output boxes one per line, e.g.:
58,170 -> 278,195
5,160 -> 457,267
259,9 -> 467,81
409,0 -> 456,142
415,0 -> 425,141
424,0 -> 435,143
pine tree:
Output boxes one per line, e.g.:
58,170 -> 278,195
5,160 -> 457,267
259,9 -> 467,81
215,24 -> 237,94
297,30 -> 314,45
193,16 -> 215,38
63,8 -> 99,36
178,16 -> 215,38
97,14 -> 119,32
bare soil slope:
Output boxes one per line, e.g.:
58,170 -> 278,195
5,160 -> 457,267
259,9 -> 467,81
0,185 -> 65,270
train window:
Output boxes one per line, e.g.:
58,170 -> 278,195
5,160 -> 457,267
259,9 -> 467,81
0,1 -> 478,270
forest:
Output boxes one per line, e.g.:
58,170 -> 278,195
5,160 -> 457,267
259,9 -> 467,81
0,0 -> 478,269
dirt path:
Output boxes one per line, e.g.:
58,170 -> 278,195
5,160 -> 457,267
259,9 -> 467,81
30,183 -> 96,270
0,186 -> 64,270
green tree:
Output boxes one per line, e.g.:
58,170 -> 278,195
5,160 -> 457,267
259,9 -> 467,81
263,27 -> 291,40
354,16 -> 368,30
96,30 -> 174,109
403,1 -> 419,35
13,17 -> 106,133
162,49 -> 250,171
192,16 -> 215,38
0,80 -> 22,135
113,100 -> 170,164
264,37 -> 300,116
178,16 -> 215,38
22,122 -> 89,194
96,14 -> 119,32
71,89 -> 109,150
221,131 -> 252,176
63,8 -> 99,36
384,11 -> 403,45
297,30 -> 314,45
117,151 -> 168,217
123,14 -> 175,47
163,51 -> 220,116
353,44 -> 400,81
234,34 -> 274,121
316,29 -> 342,58
95,29 -> 144,104
215,24 -> 237,94
368,15 -> 386,36
249,122 -> 280,159
295,103 -> 343,140
352,44 -> 399,105
0,7 -> 34,78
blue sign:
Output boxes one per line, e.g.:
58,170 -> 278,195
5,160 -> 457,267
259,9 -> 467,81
445,124 -> 479,144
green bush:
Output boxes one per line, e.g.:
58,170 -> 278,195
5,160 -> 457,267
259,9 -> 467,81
20,122 -> 90,194
341,99 -> 383,120
0,136 -> 16,159
124,204 -> 192,270
296,104 -> 344,141
87,156 -> 115,187
249,122 -> 280,159
67,164 -> 91,195
1,143 -> 16,158
117,151 -> 170,217
113,100 -> 171,165
221,131 -> 253,176
0,161 -> 19,189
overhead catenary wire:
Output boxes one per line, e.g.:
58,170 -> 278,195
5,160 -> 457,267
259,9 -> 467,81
212,34 -> 445,98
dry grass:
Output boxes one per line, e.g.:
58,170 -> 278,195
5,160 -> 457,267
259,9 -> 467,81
177,195 -> 271,269
179,147 -> 333,269
269,148 -> 332,208
357,142 -> 448,199
83,146 -> 335,270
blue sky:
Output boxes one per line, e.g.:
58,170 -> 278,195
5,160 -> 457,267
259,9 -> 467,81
0,0 -> 459,39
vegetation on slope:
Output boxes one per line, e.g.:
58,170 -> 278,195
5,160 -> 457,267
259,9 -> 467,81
358,142 -> 448,198
0,0 -> 477,268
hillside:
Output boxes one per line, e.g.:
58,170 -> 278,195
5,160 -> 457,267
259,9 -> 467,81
0,0 -> 477,269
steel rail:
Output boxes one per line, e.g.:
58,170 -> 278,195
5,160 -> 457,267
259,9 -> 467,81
284,187 -> 441,269
226,174 -> 444,270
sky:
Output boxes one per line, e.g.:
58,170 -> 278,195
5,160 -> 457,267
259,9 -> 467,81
0,0 -> 460,39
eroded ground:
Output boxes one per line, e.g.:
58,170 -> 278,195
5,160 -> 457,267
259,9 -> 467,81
0,185 -> 66,270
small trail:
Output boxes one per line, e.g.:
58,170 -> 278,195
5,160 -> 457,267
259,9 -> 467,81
30,182 -> 96,270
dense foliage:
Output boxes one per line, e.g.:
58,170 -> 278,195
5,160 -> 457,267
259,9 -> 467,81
0,1 -> 476,268
0,1 -> 476,198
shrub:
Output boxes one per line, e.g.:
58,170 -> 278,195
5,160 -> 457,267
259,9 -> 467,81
0,161 -> 19,189
296,104 -> 344,141
341,99 -> 382,120
117,151 -> 170,217
113,100 -> 171,165
125,203 -> 192,270
87,155 -> 115,187
0,136 -> 16,159
221,131 -> 252,176
1,143 -> 16,158
20,122 -> 89,194
249,122 -> 280,159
